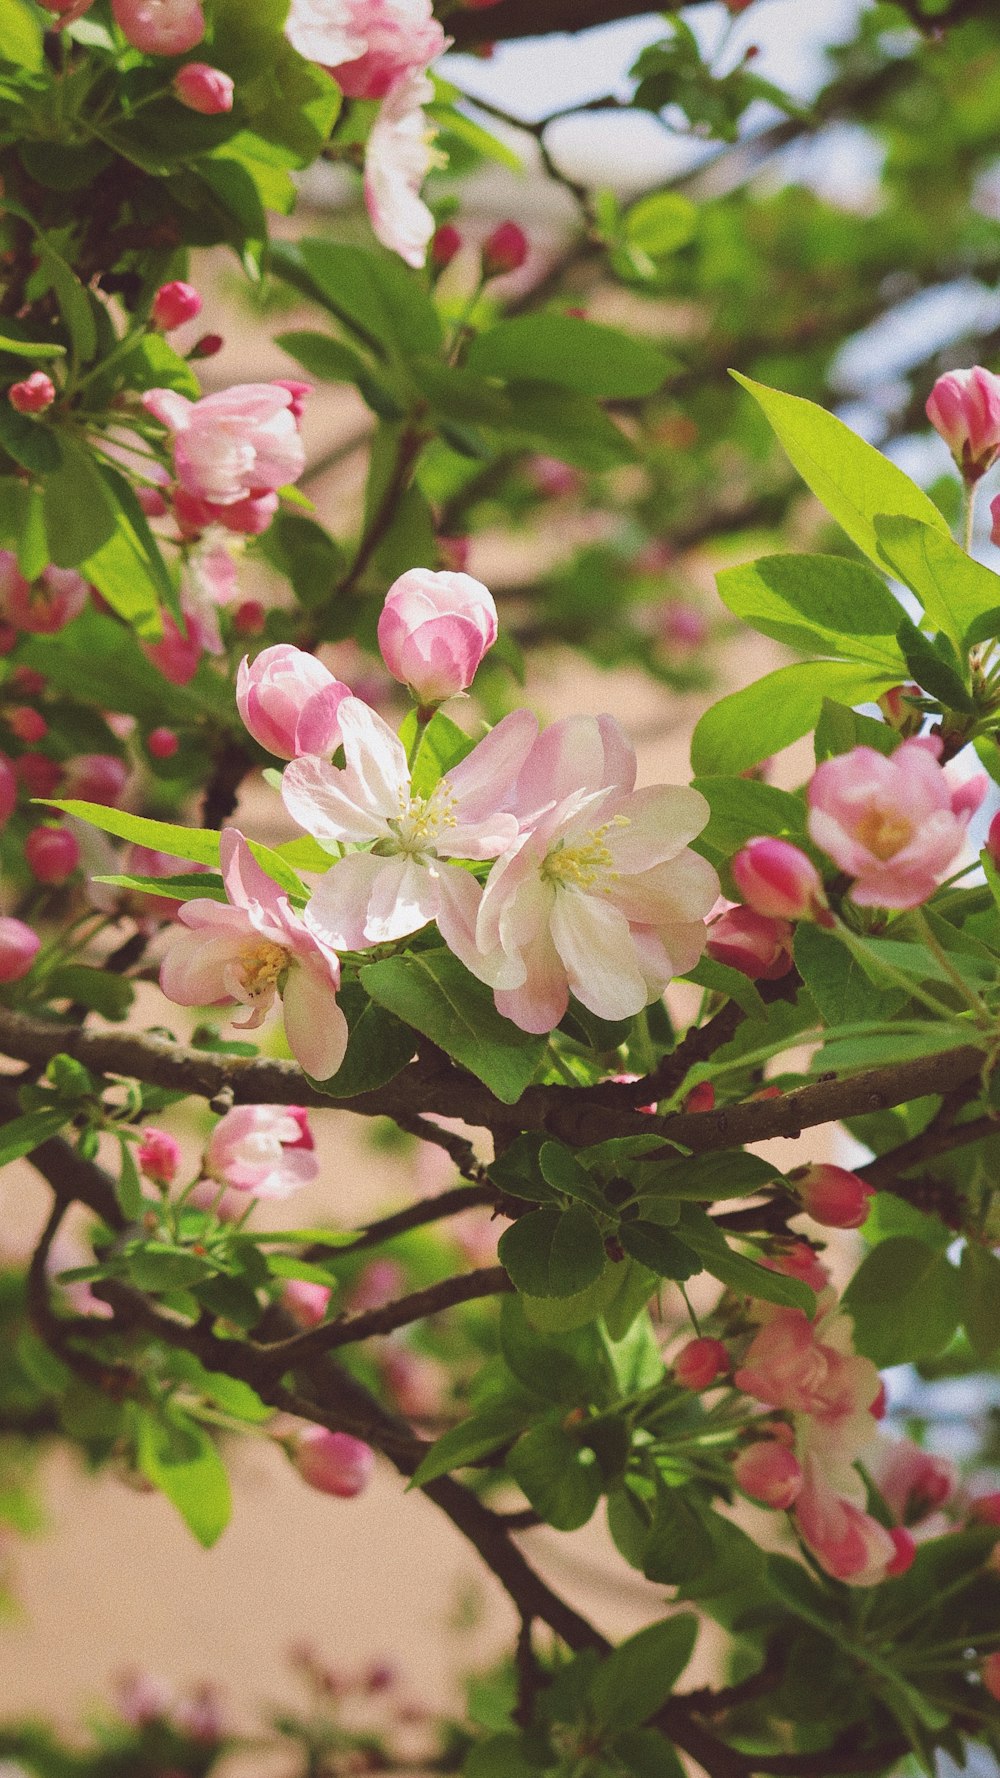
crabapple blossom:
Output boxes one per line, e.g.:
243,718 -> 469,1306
431,224 -> 462,267
284,696 -> 535,954
683,1081 -> 715,1112
283,1279 -> 333,1328
137,1128 -> 181,1187
731,837 -> 827,922
734,1441 -> 803,1509
886,1528 -> 917,1576
0,917 -> 40,983
16,752 -> 61,798
482,220 -> 528,276
460,714 -> 719,1033
674,1336 -> 729,1390
111,0 -> 205,55
790,1162 -> 873,1230
142,383 -> 306,509
807,737 -> 985,909
285,0 -> 446,96
865,1437 -> 956,1525
172,63 -> 234,113
236,645 -> 350,761
291,1426 -> 375,1498
926,367 -> 1000,481
9,371 -> 55,414
705,905 -> 794,980
763,1242 -> 830,1294
234,600 -> 266,636
203,1104 -> 320,1200
363,71 -> 440,268
376,568 -> 498,705
794,1453 -> 899,1586
25,824 -> 79,883
273,381 -> 314,422
151,281 -> 202,332
159,829 -> 348,1079
0,554 -> 88,634
143,607 -> 212,686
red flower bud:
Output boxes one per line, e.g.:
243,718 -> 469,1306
683,1081 -> 715,1114
886,1527 -> 916,1577
731,836 -> 827,922
674,1336 -> 729,1390
790,1162 -> 873,1230
233,599 -> 266,636
734,1441 -> 802,1510
9,706 -> 47,743
24,823 -> 79,884
148,727 -> 180,760
706,905 -> 794,981
431,223 -> 462,267
9,371 -> 55,414
190,333 -> 224,359
0,915 -> 40,982
482,220 -> 528,277
151,281 -> 203,332
172,62 -> 234,114
291,1427 -> 375,1498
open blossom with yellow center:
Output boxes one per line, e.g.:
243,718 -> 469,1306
457,713 -> 720,1035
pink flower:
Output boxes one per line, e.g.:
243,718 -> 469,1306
284,697 -> 534,956
285,0 -> 446,95
148,727 -> 179,760
160,829 -> 348,1080
363,71 -> 440,268
0,553 -> 87,633
380,1346 -> 442,1418
987,809 -> 1000,869
794,1452 -> 898,1586
273,380 -> 314,422
143,606 -> 213,686
431,226 -> 463,269
483,220 -> 529,277
735,1303 -> 881,1446
865,1437 -> 956,1525
731,837 -> 827,922
291,1426 -> 375,1498
791,1162 -> 874,1230
377,568 -> 498,706
142,383 -> 306,508
0,917 -> 40,983
9,371 -> 55,414
807,738 -> 985,909
236,644 -> 350,760
674,1336 -> 729,1390
348,1259 -> 405,1312
151,281 -> 202,332
763,1242 -> 830,1295
62,753 -> 129,807
173,63 -> 234,113
926,367 -> 1000,481
9,706 -> 46,743
137,1127 -> 181,1187
283,1279 -> 333,1328
734,1441 -> 803,1509
111,0 -> 205,54
204,1104 -> 320,1200
464,716 -> 719,1033
25,824 -> 79,884
705,905 -> 794,980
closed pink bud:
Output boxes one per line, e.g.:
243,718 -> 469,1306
0,553 -> 87,634
886,1527 -> 916,1577
706,905 -> 794,980
482,220 -> 528,276
878,684 -> 923,737
172,62 -> 234,114
144,610 -> 205,686
0,916 -> 41,983
148,726 -> 179,759
0,754 -> 16,826
528,455 -> 580,499
9,371 -> 55,414
291,1427 -> 375,1498
660,600 -> 708,653
437,534 -> 469,572
191,332 -> 225,358
137,1127 -> 181,1186
10,707 -> 47,743
349,1258 -> 404,1313
870,1379 -> 887,1420
137,486 -> 169,518
731,837 -> 827,922
152,281 -> 203,332
431,224 -> 463,267
283,1279 -> 332,1328
233,600 -> 266,636
683,1081 -> 715,1114
377,567 -> 497,705
16,752 -> 62,798
926,367 -> 1000,481
734,1441 -> 803,1509
674,1336 -> 729,1390
63,752 -> 128,806
112,0 -> 205,55
272,379 -> 313,422
790,1162 -> 873,1229
236,644 -> 349,760
25,823 -> 79,883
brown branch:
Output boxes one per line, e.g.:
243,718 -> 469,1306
394,1114 -> 490,1183
859,1114 -> 997,1193
257,1266 -> 512,1370
339,1181 -> 498,1252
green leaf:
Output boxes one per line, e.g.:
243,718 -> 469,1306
134,1406 -> 231,1547
499,1205 -> 606,1298
488,1131 -> 556,1204
115,1136 -> 144,1222
692,775 -> 808,858
506,1418 -> 601,1530
732,373 -> 948,571
44,800 -> 305,897
466,315 -> 670,400
80,463 -> 175,635
631,1150 -> 780,1203
404,707 -> 476,798
359,949 -> 545,1104
617,1221 -> 701,1279
588,1616 -> 698,1732
36,239 -> 97,364
0,0 -> 43,69
0,401 -> 61,473
42,436 -> 117,569
677,1207 -> 814,1310
410,1401 -> 529,1487
499,1294 -> 613,1405
260,509 -> 342,610
464,1734 -> 539,1778
814,697 -> 899,762
295,238 -> 441,360
42,963 -> 135,1021
842,1237 -> 961,1367
959,1243 -> 1000,1361
794,922 -> 903,1025
873,515 -> 1000,653
682,954 -> 765,1020
613,1728 -> 686,1778
307,980 -> 414,1097
0,1107 -> 70,1164
0,333 -> 65,361
94,871 -> 227,905
691,660 -> 895,776
623,190 -> 697,257
715,554 -> 906,669
126,1245 -> 217,1291
501,382 -> 636,471
276,327 -> 385,396
894,614 -> 972,712
642,1490 -> 713,1585
538,1140 -> 604,1206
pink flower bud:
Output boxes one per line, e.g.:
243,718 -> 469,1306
762,1241 -> 830,1294
63,752 -> 128,806
527,454 -> 580,499
878,684 -> 923,737
660,600 -> 708,654
886,1527 -> 916,1577
9,371 -> 55,414
11,667 -> 46,696
731,836 -> 827,922
968,1492 -> 1000,1527
926,367 -> 1000,481
190,332 -> 225,358
380,1347 -> 442,1418
115,1668 -> 173,1727
674,1336 -> 729,1391
706,905 -> 794,981
112,0 -> 205,55
431,223 -> 462,267
9,706 -> 47,743
151,281 -> 203,332
377,567 -> 497,706
0,554 -> 88,634
0,623 -> 17,654
144,611 -> 205,687
25,823 -> 79,884
272,379 -> 313,422
0,916 -> 41,983
148,726 -> 179,760
0,754 -> 16,826
348,1258 -> 405,1313
734,1441 -> 803,1510
236,644 -> 349,760
233,600 -> 266,636
137,1127 -> 181,1186
683,1081 -> 715,1114
291,1427 -> 375,1498
482,220 -> 528,277
282,1279 -> 332,1328
172,62 -> 234,113
437,535 -> 470,572
137,485 -> 169,518
790,1162 -> 874,1230
16,752 -> 62,798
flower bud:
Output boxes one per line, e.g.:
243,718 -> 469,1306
528,454 -> 580,499
674,1336 -> 729,1391
870,1380 -> 887,1421
11,668 -> 45,697
9,706 -> 47,743
112,0 -> 205,55
273,379 -> 313,422
431,223 -> 462,267
233,600 -> 266,636
731,836 -> 827,922
151,281 -> 203,332
291,1427 -> 375,1498
0,916 -> 41,983
236,645 -> 349,760
0,623 -> 17,654
172,62 -> 234,113
734,1441 -> 803,1510
706,905 -> 794,981
148,726 -> 180,760
482,220 -> 528,277
886,1527 -> 916,1577
138,1127 -> 181,1186
9,371 -> 55,414
683,1081 -> 715,1114
190,332 -> 225,358
660,601 -> 708,654
377,567 -> 497,706
763,1241 -> 830,1294
25,823 -> 79,883
282,1279 -> 332,1328
878,683 -> 923,738
0,754 -> 16,826
137,485 -> 169,518
790,1162 -> 873,1229
63,752 -> 129,806
926,367 -> 1000,482
437,535 -> 470,572
16,752 -> 62,798
990,812 -> 1000,873
968,1492 -> 1000,1527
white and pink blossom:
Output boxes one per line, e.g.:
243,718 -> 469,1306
0,553 -> 88,634
204,1104 -> 319,1200
926,366 -> 1000,481
377,568 -> 498,706
363,71 -> 441,269
285,0 -> 446,97
112,0 -> 205,54
142,383 -> 306,509
237,644 -> 350,761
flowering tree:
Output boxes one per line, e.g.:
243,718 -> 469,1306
5,0 -> 1000,1772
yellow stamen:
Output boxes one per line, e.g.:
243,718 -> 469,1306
855,807 -> 913,862
542,822 -> 621,891
239,938 -> 290,997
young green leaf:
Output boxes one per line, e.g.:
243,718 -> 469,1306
134,1406 -> 232,1547
588,1615 -> 698,1732
359,949 -> 545,1104
499,1205 -> 606,1298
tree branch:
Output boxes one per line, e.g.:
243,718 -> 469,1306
256,1266 -> 512,1370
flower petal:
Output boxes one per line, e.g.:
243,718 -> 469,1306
282,964 -> 349,1080
282,753 -> 386,846
549,890 -> 649,1021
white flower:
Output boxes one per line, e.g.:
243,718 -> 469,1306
363,71 -> 442,269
